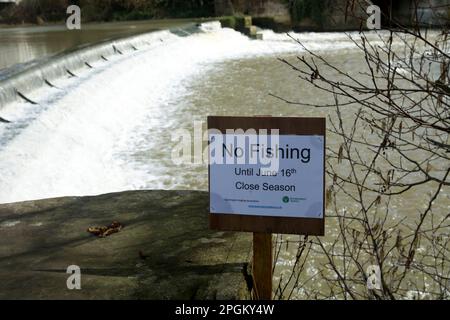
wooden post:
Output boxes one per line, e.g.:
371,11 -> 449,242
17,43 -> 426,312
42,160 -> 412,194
252,232 -> 272,300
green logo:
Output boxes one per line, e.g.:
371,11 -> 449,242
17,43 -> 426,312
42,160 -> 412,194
282,196 -> 289,203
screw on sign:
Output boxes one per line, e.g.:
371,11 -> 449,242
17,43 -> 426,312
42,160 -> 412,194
208,116 -> 326,299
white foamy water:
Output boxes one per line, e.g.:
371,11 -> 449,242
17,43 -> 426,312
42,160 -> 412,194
0,22 -> 367,203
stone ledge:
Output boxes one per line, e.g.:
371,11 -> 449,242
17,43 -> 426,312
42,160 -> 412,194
0,190 -> 252,299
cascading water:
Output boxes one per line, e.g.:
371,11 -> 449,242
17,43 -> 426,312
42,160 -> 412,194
0,22 -> 387,204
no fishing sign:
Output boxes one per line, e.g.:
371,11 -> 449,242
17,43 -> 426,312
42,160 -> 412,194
208,116 -> 325,236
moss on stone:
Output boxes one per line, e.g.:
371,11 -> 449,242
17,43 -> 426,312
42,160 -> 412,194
219,16 -> 237,29
0,190 -> 252,299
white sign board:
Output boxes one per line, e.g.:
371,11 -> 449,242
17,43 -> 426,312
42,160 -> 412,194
209,134 -> 324,218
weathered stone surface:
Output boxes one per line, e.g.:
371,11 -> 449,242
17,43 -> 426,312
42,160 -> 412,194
216,0 -> 442,31
0,190 -> 252,299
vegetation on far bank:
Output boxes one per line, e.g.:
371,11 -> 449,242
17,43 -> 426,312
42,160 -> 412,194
0,0 -> 331,31
0,0 -> 216,24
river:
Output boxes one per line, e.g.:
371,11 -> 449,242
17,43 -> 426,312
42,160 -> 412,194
0,20 -> 448,299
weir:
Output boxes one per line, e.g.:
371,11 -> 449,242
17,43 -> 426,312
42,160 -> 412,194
0,23 -> 206,110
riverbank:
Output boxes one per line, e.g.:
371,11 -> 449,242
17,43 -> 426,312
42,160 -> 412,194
0,0 -> 215,25
0,190 -> 252,299
0,0 -> 363,31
